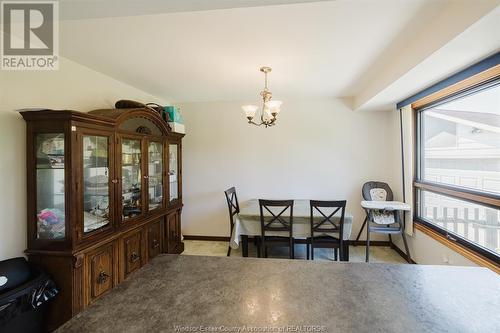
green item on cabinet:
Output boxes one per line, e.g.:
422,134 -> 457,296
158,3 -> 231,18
165,106 -> 175,123
165,106 -> 183,124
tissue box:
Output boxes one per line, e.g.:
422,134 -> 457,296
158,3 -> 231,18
168,122 -> 185,134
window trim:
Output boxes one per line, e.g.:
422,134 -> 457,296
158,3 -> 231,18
411,64 -> 500,110
397,53 -> 500,109
412,63 -> 500,267
414,222 -> 500,274
414,181 -> 500,210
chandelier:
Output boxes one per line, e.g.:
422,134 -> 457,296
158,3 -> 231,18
241,67 -> 282,127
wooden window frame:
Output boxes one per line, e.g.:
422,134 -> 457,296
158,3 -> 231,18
412,64 -> 500,268
414,223 -> 500,274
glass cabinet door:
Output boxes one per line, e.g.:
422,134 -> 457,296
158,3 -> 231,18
83,135 -> 111,233
122,138 -> 142,219
169,143 -> 179,202
148,141 -> 163,210
36,133 -> 65,239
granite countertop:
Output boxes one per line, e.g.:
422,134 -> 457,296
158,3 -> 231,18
57,255 -> 500,333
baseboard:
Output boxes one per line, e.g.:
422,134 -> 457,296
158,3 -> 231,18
348,240 -> 390,247
183,236 -> 416,263
183,235 -> 230,242
391,244 -> 417,264
196,229 -> 494,265
184,236 -> 391,247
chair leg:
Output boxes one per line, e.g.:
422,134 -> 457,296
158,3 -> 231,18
355,216 -> 368,243
311,238 -> 314,260
401,231 -> 412,264
334,248 -> 338,261
228,223 -> 234,256
290,238 -> 295,259
388,234 -> 393,249
306,241 -> 310,260
241,235 -> 249,257
256,238 -> 261,258
340,241 -> 348,262
366,227 -> 370,263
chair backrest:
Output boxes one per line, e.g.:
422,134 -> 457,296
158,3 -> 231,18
310,200 -> 346,238
259,199 -> 294,238
362,181 -> 393,201
224,187 -> 239,227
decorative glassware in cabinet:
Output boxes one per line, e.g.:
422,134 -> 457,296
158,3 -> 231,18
169,144 -> 179,202
36,133 -> 65,239
122,139 -> 142,219
83,135 -> 110,233
148,141 -> 163,210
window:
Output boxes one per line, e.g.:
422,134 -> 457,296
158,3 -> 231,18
415,80 -> 500,263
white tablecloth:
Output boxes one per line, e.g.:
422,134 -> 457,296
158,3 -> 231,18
230,199 -> 354,249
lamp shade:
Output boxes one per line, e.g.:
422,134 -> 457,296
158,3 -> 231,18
242,105 -> 258,118
265,100 -> 282,114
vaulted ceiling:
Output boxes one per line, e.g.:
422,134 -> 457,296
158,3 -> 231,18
54,0 -> 500,110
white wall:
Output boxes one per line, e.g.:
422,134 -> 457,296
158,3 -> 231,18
179,99 -> 397,238
0,57 -> 165,260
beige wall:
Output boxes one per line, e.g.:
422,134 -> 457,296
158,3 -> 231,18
0,57 -> 164,260
178,99 -> 398,239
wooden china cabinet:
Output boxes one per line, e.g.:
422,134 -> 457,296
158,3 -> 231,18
21,107 -> 184,331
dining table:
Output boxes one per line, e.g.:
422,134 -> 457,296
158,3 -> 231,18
230,199 -> 354,260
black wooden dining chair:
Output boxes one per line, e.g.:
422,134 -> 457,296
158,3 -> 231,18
308,200 -> 346,261
224,187 -> 240,257
259,199 -> 294,259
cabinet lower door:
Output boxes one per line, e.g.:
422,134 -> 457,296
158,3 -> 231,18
148,220 -> 162,259
122,229 -> 144,279
86,243 -> 117,304
166,211 -> 181,253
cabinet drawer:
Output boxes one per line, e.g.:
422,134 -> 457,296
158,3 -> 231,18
148,220 -> 162,259
122,229 -> 144,278
86,243 -> 116,304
